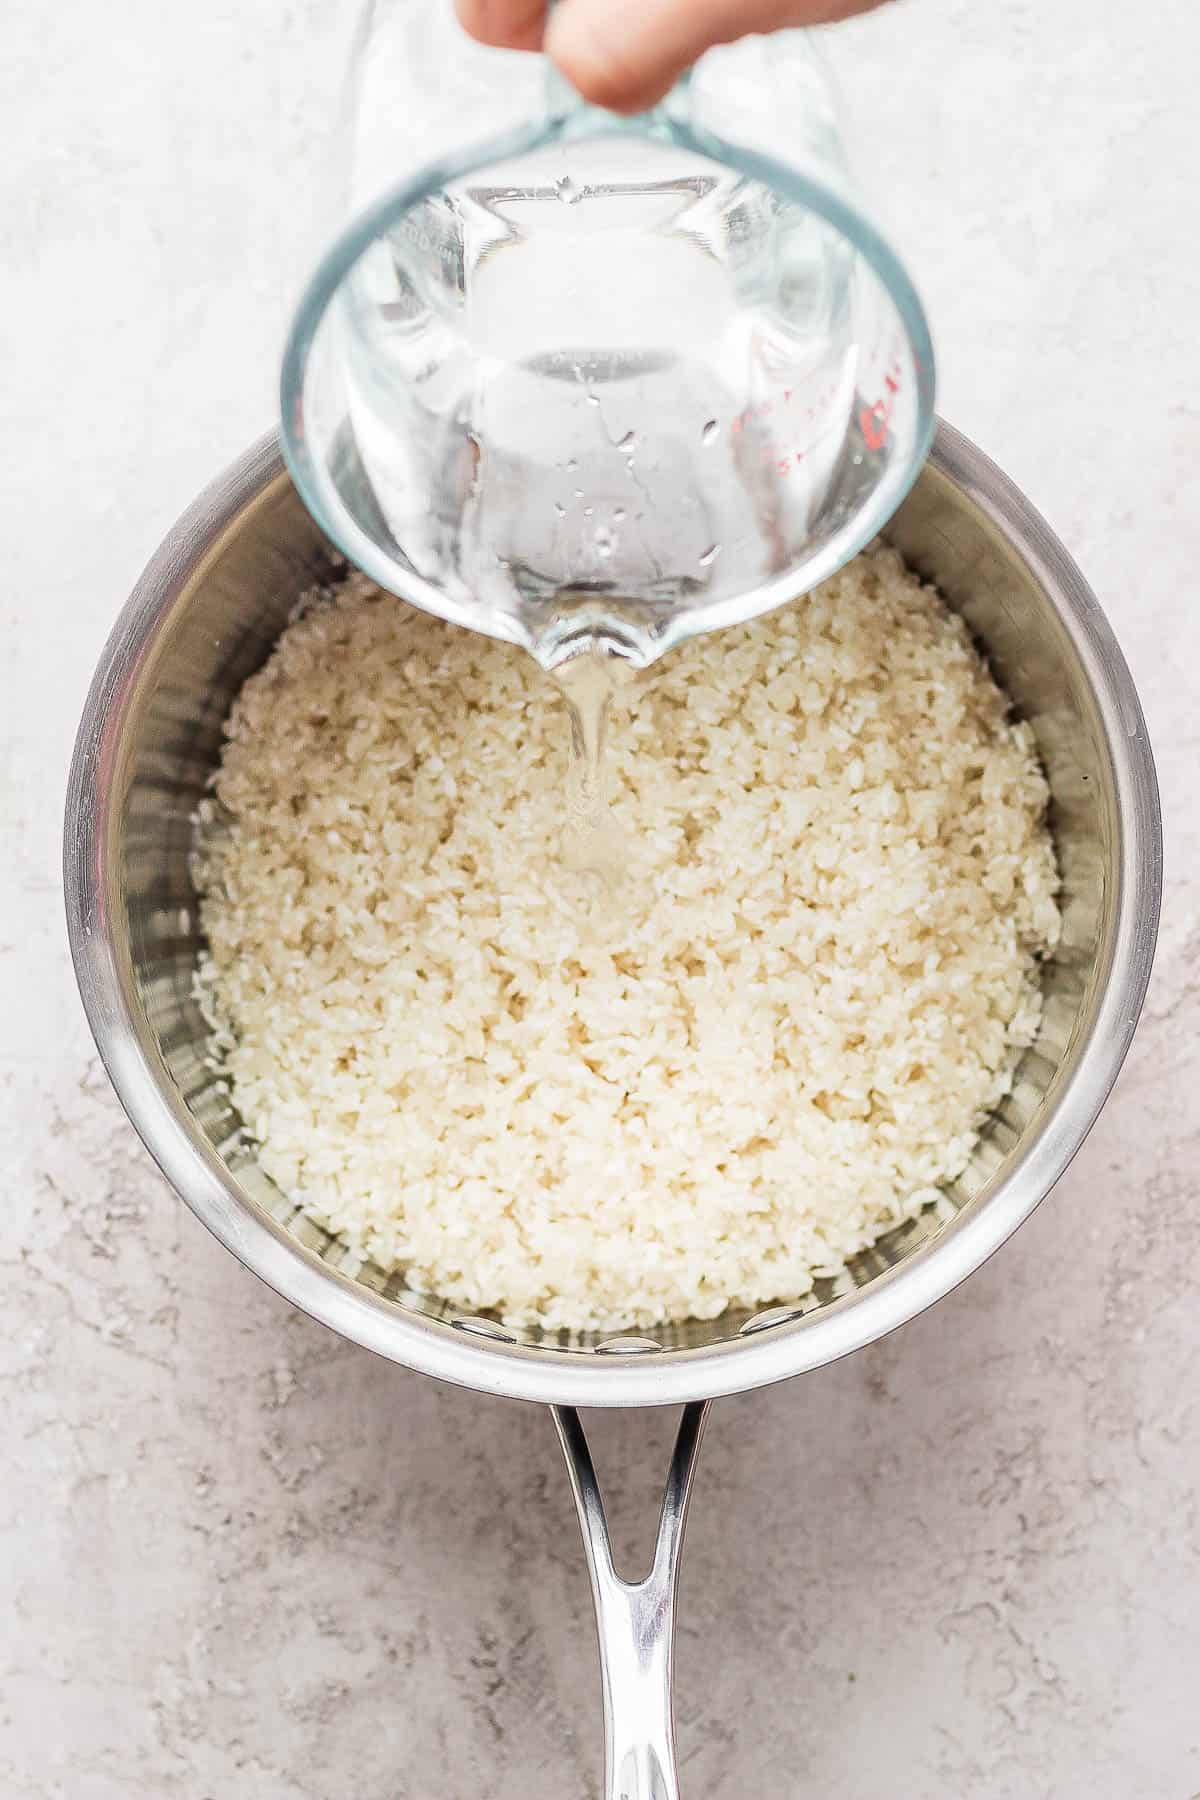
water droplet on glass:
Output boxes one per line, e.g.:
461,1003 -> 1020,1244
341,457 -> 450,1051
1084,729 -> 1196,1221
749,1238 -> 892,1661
702,419 -> 719,445
594,527 -> 616,559
554,502 -> 566,518
614,506 -> 626,522
583,505 -> 594,517
573,488 -> 584,500
618,431 -> 637,454
586,392 -> 601,407
851,452 -> 864,467
699,543 -> 721,567
555,176 -> 579,205
566,458 -> 578,472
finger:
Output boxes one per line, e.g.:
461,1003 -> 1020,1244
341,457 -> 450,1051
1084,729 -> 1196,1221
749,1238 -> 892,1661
546,0 -> 881,114
455,0 -> 547,52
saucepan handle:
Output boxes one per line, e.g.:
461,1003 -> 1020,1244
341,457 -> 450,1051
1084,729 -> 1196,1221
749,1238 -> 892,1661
552,1401 -> 711,1800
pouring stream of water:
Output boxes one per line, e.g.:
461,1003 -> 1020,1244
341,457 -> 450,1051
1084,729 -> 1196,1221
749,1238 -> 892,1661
553,647 -> 632,887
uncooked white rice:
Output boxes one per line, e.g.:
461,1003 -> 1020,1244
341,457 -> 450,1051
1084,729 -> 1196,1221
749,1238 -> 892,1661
195,546 -> 1060,1332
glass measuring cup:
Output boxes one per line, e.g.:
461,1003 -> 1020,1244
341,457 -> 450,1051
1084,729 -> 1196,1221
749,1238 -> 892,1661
281,0 -> 936,671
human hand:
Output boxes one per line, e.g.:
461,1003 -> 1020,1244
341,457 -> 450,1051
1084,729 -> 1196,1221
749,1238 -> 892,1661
455,0 -> 886,114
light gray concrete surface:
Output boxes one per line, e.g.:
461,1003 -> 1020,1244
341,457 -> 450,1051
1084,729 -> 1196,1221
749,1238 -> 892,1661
3,0 -> 1198,1794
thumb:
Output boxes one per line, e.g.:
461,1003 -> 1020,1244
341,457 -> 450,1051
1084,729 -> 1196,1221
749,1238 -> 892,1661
546,0 -> 879,114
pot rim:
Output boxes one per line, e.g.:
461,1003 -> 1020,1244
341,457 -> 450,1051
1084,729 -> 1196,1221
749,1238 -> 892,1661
63,423 -> 1162,1406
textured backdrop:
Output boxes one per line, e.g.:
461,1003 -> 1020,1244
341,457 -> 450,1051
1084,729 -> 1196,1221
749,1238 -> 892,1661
3,0 -> 1197,1794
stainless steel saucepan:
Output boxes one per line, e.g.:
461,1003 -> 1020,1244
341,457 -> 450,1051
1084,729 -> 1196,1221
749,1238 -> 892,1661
64,423 -> 1161,1797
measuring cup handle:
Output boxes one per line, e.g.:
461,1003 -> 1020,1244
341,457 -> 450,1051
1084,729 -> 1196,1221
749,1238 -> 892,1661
552,1401 -> 710,1800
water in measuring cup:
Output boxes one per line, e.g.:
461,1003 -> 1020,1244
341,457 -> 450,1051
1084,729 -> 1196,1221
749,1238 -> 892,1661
336,135 -> 899,676
334,141 -> 905,885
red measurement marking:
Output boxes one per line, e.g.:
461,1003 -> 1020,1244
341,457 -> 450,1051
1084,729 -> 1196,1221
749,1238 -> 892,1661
734,383 -> 841,438
860,357 -> 906,453
859,402 -> 889,452
730,364 -> 907,468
